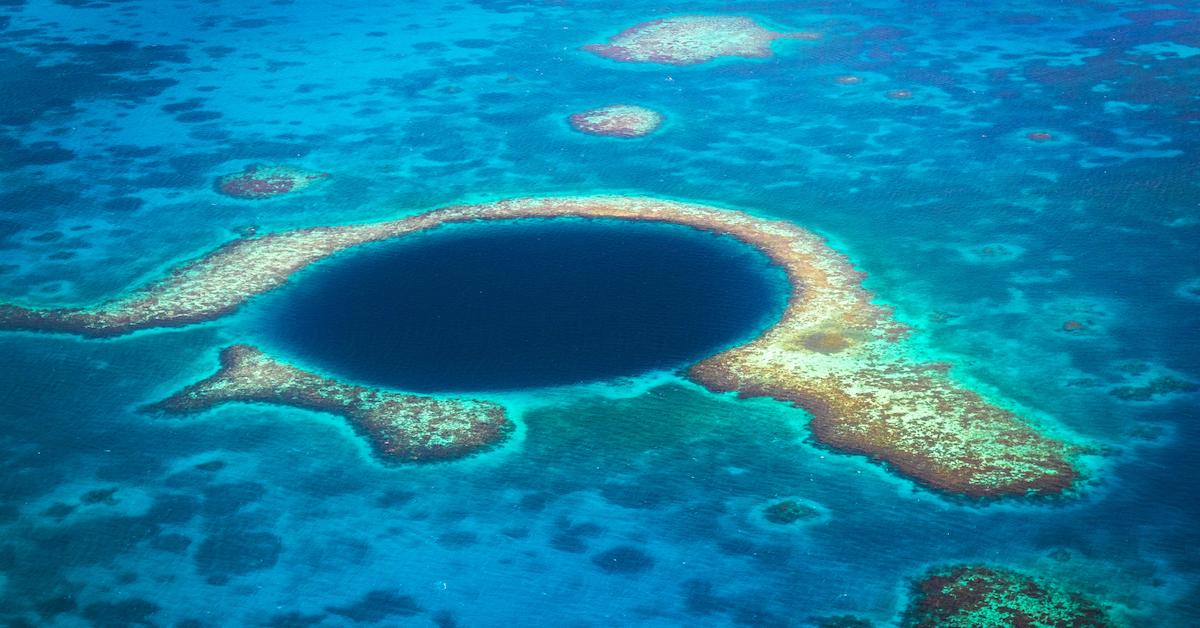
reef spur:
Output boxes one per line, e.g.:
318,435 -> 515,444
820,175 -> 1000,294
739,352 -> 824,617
150,345 -> 511,462
0,196 -> 1085,495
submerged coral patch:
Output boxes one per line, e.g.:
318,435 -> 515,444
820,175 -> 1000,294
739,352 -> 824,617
1108,375 -> 1198,402
583,16 -> 818,66
569,104 -> 664,137
214,164 -> 329,200
761,499 -> 822,525
903,565 -> 1112,627
0,196 -> 1087,496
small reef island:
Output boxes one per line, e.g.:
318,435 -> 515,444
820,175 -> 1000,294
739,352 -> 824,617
569,104 -> 664,138
0,196 -> 1088,499
584,15 -> 819,65
215,164 -> 329,200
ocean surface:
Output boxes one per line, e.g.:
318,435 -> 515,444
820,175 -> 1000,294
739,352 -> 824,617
0,0 -> 1198,626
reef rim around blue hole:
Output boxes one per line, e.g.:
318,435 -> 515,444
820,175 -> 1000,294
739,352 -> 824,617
246,218 -> 790,393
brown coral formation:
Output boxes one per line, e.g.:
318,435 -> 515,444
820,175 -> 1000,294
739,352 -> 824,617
569,104 -> 664,138
0,196 -> 1086,496
150,345 -> 512,462
215,164 -> 329,200
904,565 -> 1112,627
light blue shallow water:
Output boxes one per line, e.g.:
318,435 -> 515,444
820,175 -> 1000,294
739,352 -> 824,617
0,1 -> 1198,626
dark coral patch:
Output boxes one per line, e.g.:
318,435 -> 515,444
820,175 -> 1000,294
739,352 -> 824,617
0,42 -> 185,126
375,489 -> 415,508
592,545 -> 654,574
80,487 -> 119,505
194,459 -> 226,472
150,533 -> 192,554
230,18 -> 273,29
454,38 -> 492,48
43,502 -> 76,519
144,493 -> 200,524
194,530 -> 282,577
0,183 -> 80,213
761,499 -> 820,525
202,481 -> 265,516
551,533 -> 589,553
175,110 -> 223,123
436,531 -> 478,548
0,220 -> 23,240
30,231 -> 62,243
161,98 -> 206,114
813,616 -> 873,627
327,590 -> 423,623
0,137 -> 75,171
81,599 -> 161,627
1109,376 -> 1198,401
266,612 -> 327,627
36,595 -> 77,620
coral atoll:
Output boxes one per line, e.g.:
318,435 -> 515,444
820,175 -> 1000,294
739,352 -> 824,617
903,565 -> 1111,627
0,196 -> 1087,495
150,345 -> 512,462
569,104 -> 663,138
583,16 -> 818,66
215,164 -> 329,200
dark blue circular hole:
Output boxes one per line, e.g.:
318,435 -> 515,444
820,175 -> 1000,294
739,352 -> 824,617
248,218 -> 788,392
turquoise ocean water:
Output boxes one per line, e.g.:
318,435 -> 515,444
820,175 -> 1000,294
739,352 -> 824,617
0,1 -> 1198,625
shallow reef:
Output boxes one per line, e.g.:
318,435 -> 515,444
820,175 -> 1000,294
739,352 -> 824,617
903,565 -> 1112,627
150,344 -> 512,462
569,104 -> 663,137
214,164 -> 329,200
0,196 -> 1087,496
761,499 -> 821,525
583,16 -> 818,66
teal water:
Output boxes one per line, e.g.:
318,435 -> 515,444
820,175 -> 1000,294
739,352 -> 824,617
0,1 -> 1198,626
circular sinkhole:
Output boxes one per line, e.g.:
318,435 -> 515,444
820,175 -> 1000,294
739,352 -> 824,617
247,218 -> 789,393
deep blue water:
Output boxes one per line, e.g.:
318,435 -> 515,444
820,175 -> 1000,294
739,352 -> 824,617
253,219 -> 787,392
0,0 -> 1198,626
